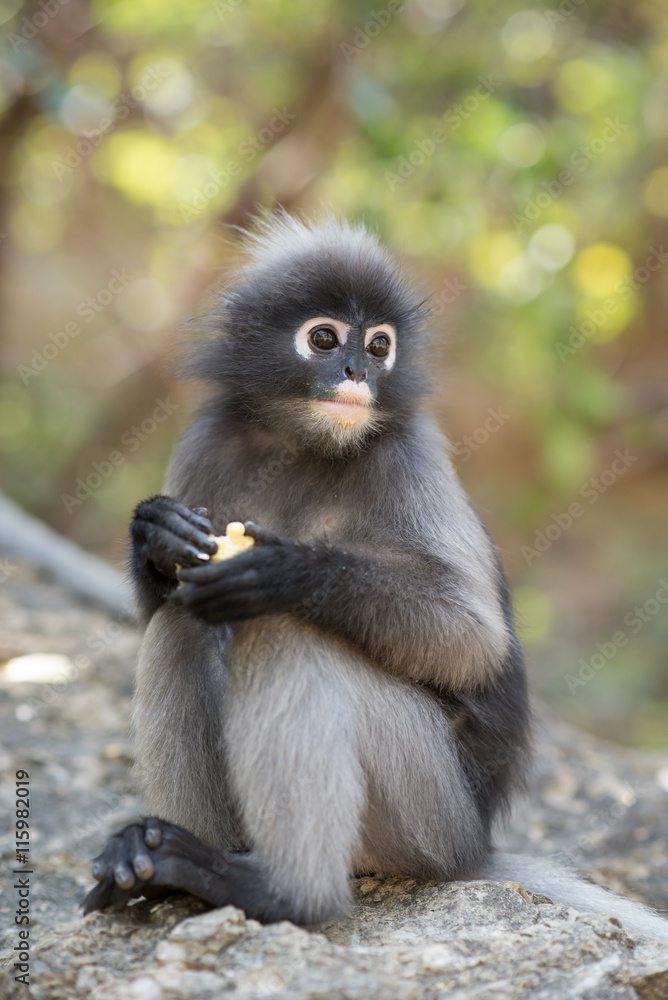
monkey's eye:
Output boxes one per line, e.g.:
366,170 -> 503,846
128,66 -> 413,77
367,335 -> 390,359
309,326 -> 339,352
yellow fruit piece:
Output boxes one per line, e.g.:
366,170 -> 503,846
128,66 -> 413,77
211,522 -> 255,561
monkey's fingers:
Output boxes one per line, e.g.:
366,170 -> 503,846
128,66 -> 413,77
82,876 -> 134,914
84,856 -> 136,914
83,875 -> 172,914
127,826 -> 155,881
175,542 -> 285,586
242,521 -> 284,545
175,577 -> 289,624
174,582 -> 264,620
145,816 -> 163,849
138,510 -> 217,555
178,598 -> 265,625
175,555 -> 261,587
134,497 -> 217,552
180,569 -> 260,601
133,520 -> 218,575
83,821 -> 173,914
135,495 -> 215,532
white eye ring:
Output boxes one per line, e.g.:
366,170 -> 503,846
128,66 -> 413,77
295,317 -> 350,359
365,324 -> 396,371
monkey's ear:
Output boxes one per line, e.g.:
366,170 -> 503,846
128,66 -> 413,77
243,522 -> 284,546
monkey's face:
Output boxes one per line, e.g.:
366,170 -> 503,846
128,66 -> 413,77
293,315 -> 396,434
228,299 -> 408,456
225,290 -> 422,455
196,217 -> 427,455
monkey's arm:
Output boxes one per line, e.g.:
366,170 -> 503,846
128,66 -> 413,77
130,495 -> 218,622
172,523 -> 510,690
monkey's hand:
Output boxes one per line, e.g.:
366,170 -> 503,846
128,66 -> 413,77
131,495 -> 218,579
170,522 -> 330,624
82,818 -> 266,915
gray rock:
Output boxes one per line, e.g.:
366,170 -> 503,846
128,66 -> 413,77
19,882 -> 668,1000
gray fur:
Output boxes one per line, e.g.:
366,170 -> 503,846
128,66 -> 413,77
134,607 -> 486,923
133,606 -> 245,850
79,215 -> 668,937
491,853 -> 668,942
163,410 -> 510,691
125,213 -> 527,925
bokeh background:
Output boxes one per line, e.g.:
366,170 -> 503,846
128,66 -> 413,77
0,0 -> 667,746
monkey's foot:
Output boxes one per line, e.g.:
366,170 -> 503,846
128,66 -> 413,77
82,818 -> 276,918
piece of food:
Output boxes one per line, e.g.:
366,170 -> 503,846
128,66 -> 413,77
210,521 -> 255,561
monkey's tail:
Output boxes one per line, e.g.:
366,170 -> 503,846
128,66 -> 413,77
487,851 -> 668,942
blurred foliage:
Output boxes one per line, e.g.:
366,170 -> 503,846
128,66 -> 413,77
0,0 -> 667,745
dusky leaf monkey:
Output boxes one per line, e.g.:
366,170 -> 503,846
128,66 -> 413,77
83,214 -> 668,941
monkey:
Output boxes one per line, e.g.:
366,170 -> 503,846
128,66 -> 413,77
83,214 -> 668,941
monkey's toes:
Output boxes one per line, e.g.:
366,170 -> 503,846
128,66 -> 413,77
82,820 -> 168,913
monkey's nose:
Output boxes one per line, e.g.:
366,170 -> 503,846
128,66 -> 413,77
344,365 -> 367,382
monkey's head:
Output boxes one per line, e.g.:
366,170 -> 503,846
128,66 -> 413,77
193,214 -> 428,456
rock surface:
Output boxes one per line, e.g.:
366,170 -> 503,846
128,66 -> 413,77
1,556 -> 668,998
16,884 -> 668,1000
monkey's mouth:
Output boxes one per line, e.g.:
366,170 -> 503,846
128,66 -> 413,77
314,396 -> 373,425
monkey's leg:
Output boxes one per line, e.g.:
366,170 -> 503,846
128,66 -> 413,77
222,616 -> 366,924
222,618 -> 488,921
84,605 -> 254,916
132,604 -> 245,850
346,668 -> 490,882
85,615 -> 365,922
86,614 -> 484,922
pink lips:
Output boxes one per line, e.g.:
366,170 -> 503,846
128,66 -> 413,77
315,391 -> 372,424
